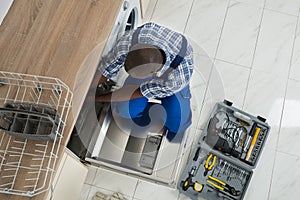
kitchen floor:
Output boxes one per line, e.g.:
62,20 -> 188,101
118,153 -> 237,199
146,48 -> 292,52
79,0 -> 300,199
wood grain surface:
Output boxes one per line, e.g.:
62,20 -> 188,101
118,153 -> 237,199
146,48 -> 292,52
0,0 -> 122,199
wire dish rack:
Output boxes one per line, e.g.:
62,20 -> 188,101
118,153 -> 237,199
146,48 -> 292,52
0,71 -> 72,197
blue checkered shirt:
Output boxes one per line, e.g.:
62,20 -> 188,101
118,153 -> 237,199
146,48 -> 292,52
98,22 -> 194,99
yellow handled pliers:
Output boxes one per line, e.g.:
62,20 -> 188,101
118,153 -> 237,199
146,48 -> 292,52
203,153 -> 216,176
206,176 -> 241,196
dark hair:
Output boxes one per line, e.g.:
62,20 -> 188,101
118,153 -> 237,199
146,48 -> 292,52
125,43 -> 166,72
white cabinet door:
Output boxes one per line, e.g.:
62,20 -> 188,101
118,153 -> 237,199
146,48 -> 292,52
46,151 -> 88,200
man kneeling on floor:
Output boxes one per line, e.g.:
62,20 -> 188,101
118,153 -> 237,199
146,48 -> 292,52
94,22 -> 194,142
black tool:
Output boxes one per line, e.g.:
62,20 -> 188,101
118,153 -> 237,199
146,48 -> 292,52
206,185 -> 236,200
181,166 -> 204,193
96,79 -> 116,95
206,175 -> 241,196
193,147 -> 201,161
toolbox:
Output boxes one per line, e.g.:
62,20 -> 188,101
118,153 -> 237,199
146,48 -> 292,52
178,100 -> 270,200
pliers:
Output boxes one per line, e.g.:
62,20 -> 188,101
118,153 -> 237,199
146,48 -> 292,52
204,153 -> 216,176
206,175 -> 241,196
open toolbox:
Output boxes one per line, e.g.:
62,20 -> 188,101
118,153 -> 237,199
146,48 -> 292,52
178,100 -> 270,200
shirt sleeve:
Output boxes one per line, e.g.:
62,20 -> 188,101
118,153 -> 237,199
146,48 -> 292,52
98,34 -> 131,79
140,53 -> 193,99
140,70 -> 188,99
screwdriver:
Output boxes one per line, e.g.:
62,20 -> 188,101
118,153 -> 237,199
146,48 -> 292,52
245,126 -> 261,161
243,123 -> 257,154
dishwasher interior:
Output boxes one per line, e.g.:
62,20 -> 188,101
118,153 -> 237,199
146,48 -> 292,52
67,73 -> 195,186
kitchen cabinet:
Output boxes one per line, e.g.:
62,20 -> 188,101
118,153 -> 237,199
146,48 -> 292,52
0,0 -> 122,199
45,151 -> 88,200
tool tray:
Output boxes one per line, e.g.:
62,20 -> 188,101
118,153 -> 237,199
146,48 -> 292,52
178,100 -> 270,200
0,102 -> 60,141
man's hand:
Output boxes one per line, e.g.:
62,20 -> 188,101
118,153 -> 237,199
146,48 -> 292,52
95,85 -> 144,102
90,71 -> 108,91
87,72 -> 109,103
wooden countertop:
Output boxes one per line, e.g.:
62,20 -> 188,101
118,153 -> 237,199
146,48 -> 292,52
0,0 -> 122,199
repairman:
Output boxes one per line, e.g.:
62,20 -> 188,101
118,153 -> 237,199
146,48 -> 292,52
93,22 -> 194,142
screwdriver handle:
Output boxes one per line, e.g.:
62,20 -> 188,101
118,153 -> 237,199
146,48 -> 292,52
245,127 -> 261,161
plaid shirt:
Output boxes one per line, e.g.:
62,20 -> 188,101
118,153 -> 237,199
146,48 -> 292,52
98,22 -> 194,99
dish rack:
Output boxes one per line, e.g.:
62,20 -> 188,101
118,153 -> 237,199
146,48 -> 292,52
0,71 -> 72,197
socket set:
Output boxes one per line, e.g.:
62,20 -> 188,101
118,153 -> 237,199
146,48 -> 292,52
0,102 -> 60,141
178,100 -> 270,200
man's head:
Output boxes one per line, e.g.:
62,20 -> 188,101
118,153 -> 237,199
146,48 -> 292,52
125,43 -> 165,79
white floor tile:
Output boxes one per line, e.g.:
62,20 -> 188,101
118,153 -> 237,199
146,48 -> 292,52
265,0 -> 300,16
269,152 -> 300,200
252,10 -> 297,78
277,79 -> 300,156
290,18 -> 300,81
51,155 -> 88,200
192,54 -> 214,85
141,0 -> 158,23
214,60 -> 251,109
191,82 -> 208,130
243,147 -> 276,200
134,180 -> 179,200
150,0 -> 194,33
197,63 -> 227,129
190,54 -> 214,129
87,186 -> 132,200
184,0 -> 229,57
234,0 -> 265,7
243,69 -> 287,149
79,184 -> 91,200
84,166 -> 98,185
93,168 -> 138,198
216,1 -> 263,67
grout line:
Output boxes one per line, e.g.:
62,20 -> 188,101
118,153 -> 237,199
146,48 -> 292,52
266,6 -> 300,200
213,0 -> 231,59
276,149 -> 300,159
183,0 -> 196,34
230,0 -> 264,8
132,179 -> 140,199
267,150 -> 278,200
90,167 -> 98,186
214,58 -> 251,69
288,77 -> 300,82
241,0 -> 266,110
149,0 -> 159,21
84,184 -> 92,200
263,7 -> 299,18
195,0 -> 231,131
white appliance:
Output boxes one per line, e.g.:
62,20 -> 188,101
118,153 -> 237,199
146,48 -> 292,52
102,0 -> 141,56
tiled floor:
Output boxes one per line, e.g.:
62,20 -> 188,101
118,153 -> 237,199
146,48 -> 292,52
79,0 -> 300,199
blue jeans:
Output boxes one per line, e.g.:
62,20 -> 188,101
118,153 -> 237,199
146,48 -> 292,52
111,76 -> 192,142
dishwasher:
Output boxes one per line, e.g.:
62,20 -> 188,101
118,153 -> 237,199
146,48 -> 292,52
66,0 -> 199,187
67,72 -> 197,187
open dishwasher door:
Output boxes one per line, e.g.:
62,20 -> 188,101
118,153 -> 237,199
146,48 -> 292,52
67,79 -> 195,186
84,100 -> 195,186
67,0 -> 197,187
